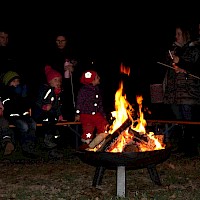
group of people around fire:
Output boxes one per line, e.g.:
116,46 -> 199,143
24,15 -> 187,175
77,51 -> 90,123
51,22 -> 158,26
1,21 -> 200,159
0,30 -> 110,159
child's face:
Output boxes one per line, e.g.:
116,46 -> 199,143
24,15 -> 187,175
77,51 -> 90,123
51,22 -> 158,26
9,78 -> 20,87
92,74 -> 100,86
49,77 -> 62,88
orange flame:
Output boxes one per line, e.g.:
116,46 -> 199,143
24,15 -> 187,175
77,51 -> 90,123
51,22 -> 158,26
107,66 -> 165,152
120,63 -> 130,75
92,64 -> 165,152
108,81 -> 134,134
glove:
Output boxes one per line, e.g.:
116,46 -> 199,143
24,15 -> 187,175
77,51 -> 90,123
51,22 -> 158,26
75,115 -> 80,122
58,115 -> 63,121
42,104 -> 52,111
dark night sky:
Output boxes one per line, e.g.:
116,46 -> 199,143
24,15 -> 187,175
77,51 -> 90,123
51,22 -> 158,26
2,4 -> 198,59
1,4 -> 199,111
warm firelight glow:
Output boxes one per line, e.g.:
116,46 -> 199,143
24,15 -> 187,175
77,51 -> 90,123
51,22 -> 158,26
108,81 -> 134,134
107,65 -> 165,152
92,64 -> 165,152
120,62 -> 130,75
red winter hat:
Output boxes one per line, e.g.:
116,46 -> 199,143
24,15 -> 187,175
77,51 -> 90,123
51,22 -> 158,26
45,65 -> 62,83
80,70 -> 97,84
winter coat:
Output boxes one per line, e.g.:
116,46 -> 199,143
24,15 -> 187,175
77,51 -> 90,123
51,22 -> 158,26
0,84 -> 31,120
75,84 -> 106,117
163,42 -> 200,105
32,84 -> 63,123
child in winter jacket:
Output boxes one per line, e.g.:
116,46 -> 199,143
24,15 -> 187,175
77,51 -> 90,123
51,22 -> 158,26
1,71 -> 38,159
0,99 -> 15,156
32,65 -> 64,159
75,70 -> 109,144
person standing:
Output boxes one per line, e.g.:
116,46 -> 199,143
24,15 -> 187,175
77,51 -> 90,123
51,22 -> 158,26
0,30 -> 18,82
45,32 -> 80,121
163,22 -> 200,157
75,70 -> 109,144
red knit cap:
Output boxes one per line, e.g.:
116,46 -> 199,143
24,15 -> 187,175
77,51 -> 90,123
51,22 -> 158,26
80,70 -> 97,85
45,65 -> 62,83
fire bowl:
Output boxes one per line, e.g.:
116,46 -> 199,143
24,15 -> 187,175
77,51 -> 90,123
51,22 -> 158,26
76,144 -> 172,170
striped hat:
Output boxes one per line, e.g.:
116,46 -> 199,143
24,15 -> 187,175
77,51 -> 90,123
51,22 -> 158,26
2,71 -> 20,85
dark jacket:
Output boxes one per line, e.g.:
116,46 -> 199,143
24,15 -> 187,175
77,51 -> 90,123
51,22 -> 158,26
0,84 -> 31,120
163,42 -> 200,105
32,84 -> 63,123
75,84 -> 106,117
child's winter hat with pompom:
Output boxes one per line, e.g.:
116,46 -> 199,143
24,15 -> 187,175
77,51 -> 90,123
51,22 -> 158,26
45,65 -> 62,83
80,70 -> 97,85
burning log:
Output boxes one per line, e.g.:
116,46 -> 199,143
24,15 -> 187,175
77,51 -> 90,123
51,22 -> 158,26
128,128 -> 148,143
97,119 -> 132,152
123,141 -> 140,152
88,132 -> 109,149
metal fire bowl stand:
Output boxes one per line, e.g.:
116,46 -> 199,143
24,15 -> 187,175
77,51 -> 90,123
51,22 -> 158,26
76,145 -> 171,198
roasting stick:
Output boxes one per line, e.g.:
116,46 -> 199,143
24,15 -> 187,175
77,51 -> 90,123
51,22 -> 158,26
147,119 -> 200,125
157,61 -> 200,80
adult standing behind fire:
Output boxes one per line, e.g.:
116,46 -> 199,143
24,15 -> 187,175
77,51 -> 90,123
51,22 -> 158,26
162,22 -> 200,157
45,32 -> 80,121
75,70 -> 109,145
0,30 -> 18,83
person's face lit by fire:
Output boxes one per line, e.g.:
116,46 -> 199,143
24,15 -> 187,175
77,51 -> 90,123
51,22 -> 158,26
56,35 -> 67,50
49,77 -> 62,89
92,74 -> 100,86
9,78 -> 20,87
175,27 -> 190,47
0,31 -> 8,46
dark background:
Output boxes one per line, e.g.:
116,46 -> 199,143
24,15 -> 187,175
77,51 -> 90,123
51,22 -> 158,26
1,4 -> 199,117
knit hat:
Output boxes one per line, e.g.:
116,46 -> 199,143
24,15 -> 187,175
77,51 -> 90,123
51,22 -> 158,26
2,71 -> 20,86
80,70 -> 97,85
45,65 -> 62,83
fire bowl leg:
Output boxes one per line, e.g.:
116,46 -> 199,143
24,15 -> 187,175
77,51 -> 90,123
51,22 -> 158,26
147,164 -> 162,185
116,166 -> 126,198
92,166 -> 106,187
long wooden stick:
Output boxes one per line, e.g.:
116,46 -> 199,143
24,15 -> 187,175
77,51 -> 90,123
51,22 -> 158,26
147,119 -> 200,125
157,61 -> 200,80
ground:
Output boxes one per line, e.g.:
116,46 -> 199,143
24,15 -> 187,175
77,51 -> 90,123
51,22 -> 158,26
1,143 -> 200,200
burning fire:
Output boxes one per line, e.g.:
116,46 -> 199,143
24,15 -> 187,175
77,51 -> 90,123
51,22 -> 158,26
92,64 -> 166,152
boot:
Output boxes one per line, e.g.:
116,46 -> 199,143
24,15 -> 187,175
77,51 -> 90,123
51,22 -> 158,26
22,142 -> 40,159
182,126 -> 199,157
2,137 -> 15,156
48,149 -> 64,160
44,134 -> 57,149
3,142 -> 15,156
